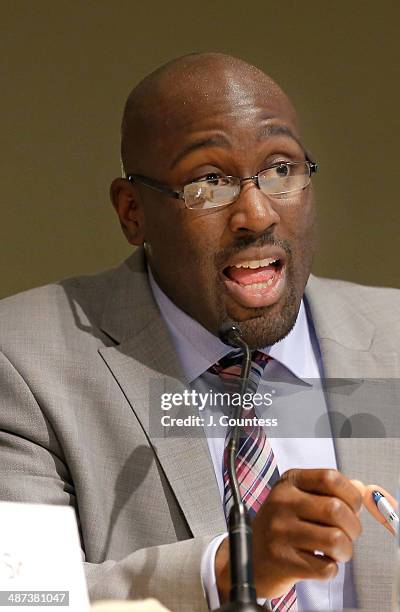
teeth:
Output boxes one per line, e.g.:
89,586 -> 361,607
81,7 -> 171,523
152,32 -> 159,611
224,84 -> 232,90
234,258 -> 277,269
240,277 -> 275,290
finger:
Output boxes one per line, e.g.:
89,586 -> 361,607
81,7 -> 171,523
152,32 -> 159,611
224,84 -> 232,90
291,548 -> 339,582
350,479 -> 366,498
349,479 -> 366,515
281,469 -> 363,513
254,539 -> 339,598
349,480 -> 397,510
362,484 -> 398,534
350,479 -> 397,533
287,490 -> 362,541
290,520 -> 353,563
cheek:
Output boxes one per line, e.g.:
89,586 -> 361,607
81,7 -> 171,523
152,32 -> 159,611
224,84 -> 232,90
143,204 -> 226,330
143,201 -> 190,257
276,193 -> 316,291
144,201 -> 221,274
282,191 -> 316,249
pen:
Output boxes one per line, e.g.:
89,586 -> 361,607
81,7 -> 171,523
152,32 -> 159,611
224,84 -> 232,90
372,490 -> 399,535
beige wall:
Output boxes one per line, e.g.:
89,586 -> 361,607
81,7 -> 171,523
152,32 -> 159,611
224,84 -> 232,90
1,0 -> 399,299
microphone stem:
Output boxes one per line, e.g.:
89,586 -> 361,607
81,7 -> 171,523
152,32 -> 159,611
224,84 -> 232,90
225,341 -> 264,606
227,340 -> 252,510
216,323 -> 268,610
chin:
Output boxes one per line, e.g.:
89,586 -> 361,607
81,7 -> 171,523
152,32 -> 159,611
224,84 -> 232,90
225,285 -> 301,349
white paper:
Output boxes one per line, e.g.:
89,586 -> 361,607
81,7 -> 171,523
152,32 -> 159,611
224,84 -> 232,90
0,502 -> 90,611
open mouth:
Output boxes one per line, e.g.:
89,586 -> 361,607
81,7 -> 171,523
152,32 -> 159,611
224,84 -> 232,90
222,256 -> 286,309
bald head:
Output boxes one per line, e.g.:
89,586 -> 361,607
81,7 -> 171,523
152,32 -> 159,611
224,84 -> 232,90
120,52 -> 298,175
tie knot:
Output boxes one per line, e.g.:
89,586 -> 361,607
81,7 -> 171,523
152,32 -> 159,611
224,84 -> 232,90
208,350 -> 272,390
209,350 -> 242,375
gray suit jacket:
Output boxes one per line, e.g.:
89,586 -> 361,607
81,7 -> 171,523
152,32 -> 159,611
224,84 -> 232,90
0,248 -> 399,611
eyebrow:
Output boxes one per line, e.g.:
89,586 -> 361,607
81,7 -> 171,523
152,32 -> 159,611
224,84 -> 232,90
170,134 -> 231,169
169,124 -> 305,169
258,124 -> 304,150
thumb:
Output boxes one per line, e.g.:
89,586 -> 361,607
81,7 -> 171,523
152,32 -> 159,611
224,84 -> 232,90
351,479 -> 397,535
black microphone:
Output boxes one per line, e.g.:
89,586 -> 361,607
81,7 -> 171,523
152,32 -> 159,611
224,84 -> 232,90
216,322 -> 267,612
218,322 -> 243,347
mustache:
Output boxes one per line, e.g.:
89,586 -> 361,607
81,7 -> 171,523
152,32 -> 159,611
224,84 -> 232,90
215,231 -> 292,269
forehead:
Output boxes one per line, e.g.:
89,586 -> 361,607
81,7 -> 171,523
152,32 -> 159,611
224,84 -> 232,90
125,64 -> 300,173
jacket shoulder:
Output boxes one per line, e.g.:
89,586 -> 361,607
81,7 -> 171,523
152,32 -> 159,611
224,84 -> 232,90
308,275 -> 400,313
306,275 -> 400,345
0,265 -> 120,345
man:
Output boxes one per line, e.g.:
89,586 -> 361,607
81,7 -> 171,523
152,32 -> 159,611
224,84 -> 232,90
0,53 -> 399,611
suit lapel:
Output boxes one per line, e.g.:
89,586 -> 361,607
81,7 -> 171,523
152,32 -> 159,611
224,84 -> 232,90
98,249 -> 225,538
305,275 -> 399,610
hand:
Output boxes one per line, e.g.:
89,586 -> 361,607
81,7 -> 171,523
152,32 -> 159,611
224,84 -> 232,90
215,468 -> 362,602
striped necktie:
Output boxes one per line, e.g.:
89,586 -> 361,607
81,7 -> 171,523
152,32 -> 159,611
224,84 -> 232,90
210,350 -> 297,611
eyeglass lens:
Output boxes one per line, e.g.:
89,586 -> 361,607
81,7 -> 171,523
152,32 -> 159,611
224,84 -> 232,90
183,162 -> 312,209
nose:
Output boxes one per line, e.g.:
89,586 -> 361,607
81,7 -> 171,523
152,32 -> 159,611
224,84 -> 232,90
227,181 -> 281,235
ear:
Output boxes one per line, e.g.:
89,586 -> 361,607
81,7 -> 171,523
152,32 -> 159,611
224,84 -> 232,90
110,178 -> 145,246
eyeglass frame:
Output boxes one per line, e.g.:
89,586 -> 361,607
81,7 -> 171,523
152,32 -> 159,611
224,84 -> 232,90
125,156 -> 318,210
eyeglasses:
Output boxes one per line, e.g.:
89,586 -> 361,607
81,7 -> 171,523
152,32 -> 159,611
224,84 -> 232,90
126,159 -> 318,210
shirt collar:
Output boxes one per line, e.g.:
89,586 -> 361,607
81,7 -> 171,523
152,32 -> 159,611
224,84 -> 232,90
148,266 -> 320,383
